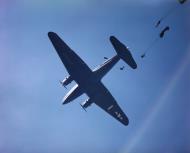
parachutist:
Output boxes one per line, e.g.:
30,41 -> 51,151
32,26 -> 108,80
141,53 -> 146,58
179,0 -> 188,4
120,66 -> 125,70
104,57 -> 108,60
160,26 -> 170,38
155,20 -> 161,28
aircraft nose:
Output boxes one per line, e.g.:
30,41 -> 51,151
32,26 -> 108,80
62,99 -> 68,105
62,97 -> 70,105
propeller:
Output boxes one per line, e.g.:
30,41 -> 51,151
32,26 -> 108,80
80,103 -> 87,112
59,80 -> 67,89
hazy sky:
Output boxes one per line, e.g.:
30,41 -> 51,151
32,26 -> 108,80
0,0 -> 190,153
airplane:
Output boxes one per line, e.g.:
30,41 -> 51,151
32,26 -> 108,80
48,32 -> 137,126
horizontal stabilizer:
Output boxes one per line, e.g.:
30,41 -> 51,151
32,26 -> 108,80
110,36 -> 137,69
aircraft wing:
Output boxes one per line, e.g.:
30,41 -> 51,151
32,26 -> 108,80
93,85 -> 129,126
48,32 -> 93,85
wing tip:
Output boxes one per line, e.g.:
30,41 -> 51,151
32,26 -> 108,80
123,118 -> 129,126
48,31 -> 56,39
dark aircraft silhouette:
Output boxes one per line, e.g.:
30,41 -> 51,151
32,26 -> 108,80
48,32 -> 137,126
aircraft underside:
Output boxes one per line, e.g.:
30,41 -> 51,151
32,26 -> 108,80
48,32 -> 137,126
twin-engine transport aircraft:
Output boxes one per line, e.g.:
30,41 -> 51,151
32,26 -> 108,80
48,32 -> 137,126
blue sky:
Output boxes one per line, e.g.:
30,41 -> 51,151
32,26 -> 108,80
0,0 -> 190,153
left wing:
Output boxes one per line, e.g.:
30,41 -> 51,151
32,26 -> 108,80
92,84 -> 129,126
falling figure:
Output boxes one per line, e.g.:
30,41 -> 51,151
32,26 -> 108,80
179,0 -> 188,4
155,20 -> 161,28
120,66 -> 125,70
141,53 -> 146,58
160,26 -> 170,38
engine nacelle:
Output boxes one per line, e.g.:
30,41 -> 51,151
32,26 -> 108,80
81,98 -> 92,110
60,76 -> 73,87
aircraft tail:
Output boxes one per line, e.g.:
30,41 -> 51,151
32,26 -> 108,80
110,36 -> 137,69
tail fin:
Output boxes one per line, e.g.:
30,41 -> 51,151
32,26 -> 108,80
110,36 -> 137,69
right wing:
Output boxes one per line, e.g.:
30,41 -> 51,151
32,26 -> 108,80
48,32 -> 93,84
93,84 -> 129,126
